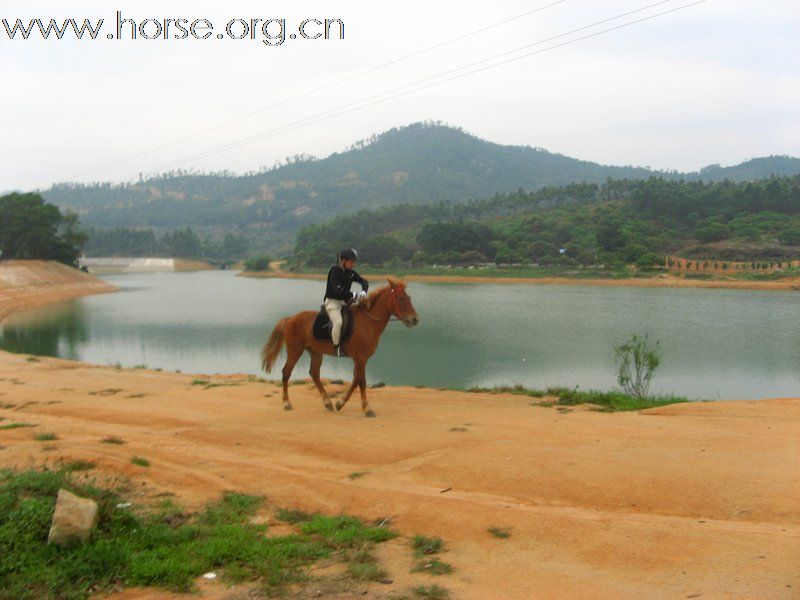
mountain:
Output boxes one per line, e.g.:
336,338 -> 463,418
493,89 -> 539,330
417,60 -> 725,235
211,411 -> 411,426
41,122 -> 800,254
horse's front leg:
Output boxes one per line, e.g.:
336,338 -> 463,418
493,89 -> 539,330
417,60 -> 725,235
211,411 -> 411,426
335,371 -> 359,412
355,361 -> 374,417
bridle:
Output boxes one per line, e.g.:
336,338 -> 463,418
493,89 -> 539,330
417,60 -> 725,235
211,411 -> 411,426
362,287 -> 405,322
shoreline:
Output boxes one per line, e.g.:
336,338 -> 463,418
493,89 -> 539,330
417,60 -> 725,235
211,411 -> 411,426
0,260 -> 798,598
0,260 -> 117,324
240,269 -> 800,291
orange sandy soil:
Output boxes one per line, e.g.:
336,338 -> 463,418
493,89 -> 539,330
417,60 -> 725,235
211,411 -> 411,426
0,349 -> 798,599
242,269 -> 800,291
0,260 -> 117,322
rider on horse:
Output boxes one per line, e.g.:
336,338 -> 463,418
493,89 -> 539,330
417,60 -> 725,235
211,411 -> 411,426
324,248 -> 369,357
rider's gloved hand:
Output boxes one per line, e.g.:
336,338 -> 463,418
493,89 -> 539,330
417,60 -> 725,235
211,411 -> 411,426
357,290 -> 368,301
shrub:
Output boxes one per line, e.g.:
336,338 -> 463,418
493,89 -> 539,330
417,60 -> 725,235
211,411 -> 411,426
243,256 -> 272,272
614,333 -> 661,400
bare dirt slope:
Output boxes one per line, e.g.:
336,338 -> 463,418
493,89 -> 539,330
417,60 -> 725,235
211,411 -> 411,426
1,351 -> 797,599
0,260 -> 116,322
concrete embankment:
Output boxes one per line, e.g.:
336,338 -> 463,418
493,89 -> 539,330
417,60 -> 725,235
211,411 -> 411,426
0,260 -> 116,323
81,257 -> 213,274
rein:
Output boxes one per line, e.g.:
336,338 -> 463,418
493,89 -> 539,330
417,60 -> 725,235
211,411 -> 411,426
361,288 -> 403,322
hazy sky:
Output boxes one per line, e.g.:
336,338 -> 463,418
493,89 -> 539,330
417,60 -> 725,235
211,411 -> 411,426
2,0 -> 798,191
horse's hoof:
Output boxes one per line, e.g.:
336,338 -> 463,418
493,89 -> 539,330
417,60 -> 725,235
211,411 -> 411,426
324,403 -> 334,412
365,410 -> 376,418
335,402 -> 343,411
283,404 -> 293,411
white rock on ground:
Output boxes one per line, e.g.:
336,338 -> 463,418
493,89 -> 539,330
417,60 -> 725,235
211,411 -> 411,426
47,489 -> 99,546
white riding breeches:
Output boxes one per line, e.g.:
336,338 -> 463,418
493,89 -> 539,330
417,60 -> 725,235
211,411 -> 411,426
324,298 -> 346,345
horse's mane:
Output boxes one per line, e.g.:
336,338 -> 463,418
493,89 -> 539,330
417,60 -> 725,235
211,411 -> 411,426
352,278 -> 405,313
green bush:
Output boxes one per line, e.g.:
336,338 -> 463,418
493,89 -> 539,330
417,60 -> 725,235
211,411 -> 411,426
243,256 -> 272,272
614,333 -> 661,400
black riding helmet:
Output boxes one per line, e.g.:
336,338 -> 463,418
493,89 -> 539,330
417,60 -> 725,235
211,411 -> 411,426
338,248 -> 358,262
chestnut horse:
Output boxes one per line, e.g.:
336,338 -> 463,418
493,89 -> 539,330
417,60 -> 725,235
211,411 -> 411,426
261,277 -> 419,417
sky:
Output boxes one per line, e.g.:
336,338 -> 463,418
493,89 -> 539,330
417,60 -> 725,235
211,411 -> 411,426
1,0 -> 798,191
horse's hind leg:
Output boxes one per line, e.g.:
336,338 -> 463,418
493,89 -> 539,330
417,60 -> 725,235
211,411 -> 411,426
308,350 -> 333,412
281,342 -> 303,411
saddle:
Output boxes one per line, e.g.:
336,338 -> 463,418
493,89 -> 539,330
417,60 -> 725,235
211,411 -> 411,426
313,304 -> 354,345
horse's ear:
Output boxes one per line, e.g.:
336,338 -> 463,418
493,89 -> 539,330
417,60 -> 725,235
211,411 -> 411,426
387,276 -> 398,289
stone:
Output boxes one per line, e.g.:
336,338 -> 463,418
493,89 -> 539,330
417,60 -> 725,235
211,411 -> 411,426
47,489 -> 98,546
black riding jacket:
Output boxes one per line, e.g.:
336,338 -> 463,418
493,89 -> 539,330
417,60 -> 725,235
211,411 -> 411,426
324,266 -> 369,301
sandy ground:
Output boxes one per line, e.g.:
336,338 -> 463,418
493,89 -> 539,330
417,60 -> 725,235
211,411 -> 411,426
0,351 -> 798,599
242,269 -> 800,291
0,260 -> 117,323
1,260 -> 798,598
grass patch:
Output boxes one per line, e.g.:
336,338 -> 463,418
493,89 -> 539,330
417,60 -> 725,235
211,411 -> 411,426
64,461 -> 95,472
411,558 -> 453,575
412,536 -> 443,557
488,527 -> 511,539
190,379 -> 242,390
131,457 -> 150,467
347,559 -> 388,582
299,514 -> 397,549
411,535 -> 452,575
26,356 -> 41,362
275,508 -> 314,524
0,422 -> 37,430
411,584 -> 450,599
101,436 -> 125,445
34,432 -> 59,441
468,384 -> 688,412
348,471 -> 368,480
0,467 -> 398,599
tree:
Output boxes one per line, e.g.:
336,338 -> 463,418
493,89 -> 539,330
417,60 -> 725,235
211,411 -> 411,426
222,233 -> 249,259
614,333 -> 661,400
0,192 -> 86,266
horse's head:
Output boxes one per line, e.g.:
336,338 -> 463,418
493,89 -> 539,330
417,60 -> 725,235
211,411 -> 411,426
387,277 -> 419,328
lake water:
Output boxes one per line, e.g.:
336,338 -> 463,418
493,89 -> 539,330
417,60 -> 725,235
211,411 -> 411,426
1,271 -> 798,399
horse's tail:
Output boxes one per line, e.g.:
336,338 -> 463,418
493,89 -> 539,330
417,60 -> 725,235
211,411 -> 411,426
262,317 -> 289,373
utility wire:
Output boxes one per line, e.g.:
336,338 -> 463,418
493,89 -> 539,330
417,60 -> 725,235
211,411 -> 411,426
71,0 -> 568,179
152,0 -> 702,172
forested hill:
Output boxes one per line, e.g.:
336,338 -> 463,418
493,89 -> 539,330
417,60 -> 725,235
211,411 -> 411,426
292,176 -> 800,267
42,122 -> 800,253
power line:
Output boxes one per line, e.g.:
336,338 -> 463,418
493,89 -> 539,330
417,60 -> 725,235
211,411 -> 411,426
70,0 -> 568,179
151,0 -> 702,172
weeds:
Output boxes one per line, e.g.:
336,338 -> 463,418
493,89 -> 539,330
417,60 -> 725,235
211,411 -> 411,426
0,422 -> 37,430
412,584 -> 450,599
101,436 -> 125,445
131,457 -> 150,467
275,508 -> 314,524
0,467 -> 398,599
488,527 -> 511,539
411,535 -> 452,575
34,432 -> 59,441
469,385 -> 687,411
64,461 -> 95,472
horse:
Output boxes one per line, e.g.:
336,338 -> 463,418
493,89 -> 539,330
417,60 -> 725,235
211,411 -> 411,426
261,277 -> 419,417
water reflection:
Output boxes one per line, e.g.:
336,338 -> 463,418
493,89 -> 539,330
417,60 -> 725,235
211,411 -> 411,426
1,302 -> 89,359
0,271 -> 798,399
